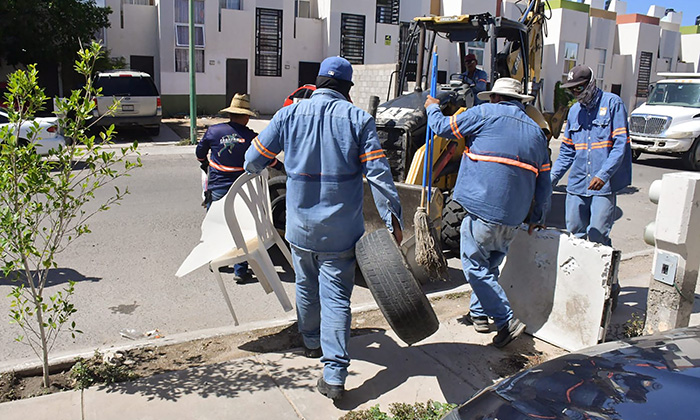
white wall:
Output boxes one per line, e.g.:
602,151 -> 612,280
681,33 -> 700,72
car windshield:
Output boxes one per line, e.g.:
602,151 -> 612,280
647,82 -> 700,108
95,76 -> 159,97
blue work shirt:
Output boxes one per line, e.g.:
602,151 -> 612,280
551,90 -> 632,195
244,88 -> 403,253
196,122 -> 257,191
426,100 -> 552,226
461,68 -> 489,105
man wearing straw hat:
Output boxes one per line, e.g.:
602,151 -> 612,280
196,93 -> 283,283
424,77 -> 551,348
244,56 -> 403,401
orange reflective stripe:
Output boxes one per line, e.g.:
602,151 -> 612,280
252,137 -> 276,159
359,149 -> 384,159
463,151 -> 539,175
561,137 -> 574,145
612,127 -> 628,136
208,160 -> 244,172
540,163 -> 551,172
361,153 -> 386,163
450,115 -> 463,139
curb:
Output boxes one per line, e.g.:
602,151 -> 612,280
0,284 -> 471,377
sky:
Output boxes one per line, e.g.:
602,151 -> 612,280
622,0 -> 699,26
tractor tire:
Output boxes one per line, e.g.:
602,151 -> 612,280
441,192 -> 466,252
355,228 -> 439,345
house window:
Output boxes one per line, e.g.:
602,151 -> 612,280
595,48 -> 606,83
636,51 -> 653,98
562,42 -> 579,83
255,8 -> 283,77
377,0 -> 399,25
220,0 -> 241,10
174,0 -> 205,73
296,0 -> 311,18
175,49 -> 205,73
341,13 -> 365,65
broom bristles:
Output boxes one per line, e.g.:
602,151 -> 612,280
413,207 -> 447,279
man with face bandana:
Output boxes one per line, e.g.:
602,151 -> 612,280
550,66 -> 632,246
244,56 -> 403,402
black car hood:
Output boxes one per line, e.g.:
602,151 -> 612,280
447,326 -> 700,420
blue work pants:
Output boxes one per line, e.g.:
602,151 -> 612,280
460,213 -> 517,330
565,193 -> 616,246
291,245 -> 356,386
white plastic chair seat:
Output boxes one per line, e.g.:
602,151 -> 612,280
176,170 -> 293,325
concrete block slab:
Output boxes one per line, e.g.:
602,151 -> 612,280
82,358 -> 299,420
0,389 -> 82,420
500,229 -> 616,351
257,328 -> 471,416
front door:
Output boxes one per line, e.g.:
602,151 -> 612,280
226,59 -> 248,105
130,55 -> 155,77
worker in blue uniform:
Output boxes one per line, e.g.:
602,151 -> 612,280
196,93 -> 282,283
424,77 -> 551,348
550,65 -> 632,247
461,53 -> 489,105
244,57 -> 403,401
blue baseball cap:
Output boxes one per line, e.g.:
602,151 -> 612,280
318,56 -> 353,84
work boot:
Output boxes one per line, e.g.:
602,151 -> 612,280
303,345 -> 322,359
317,377 -> 345,401
466,314 -> 490,333
493,318 -> 526,348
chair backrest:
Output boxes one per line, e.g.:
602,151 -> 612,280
222,169 -> 278,252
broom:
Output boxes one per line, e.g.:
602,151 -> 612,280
414,47 -> 447,278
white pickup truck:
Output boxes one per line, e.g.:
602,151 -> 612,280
628,73 -> 700,170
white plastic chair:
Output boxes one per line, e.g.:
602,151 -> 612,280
176,170 -> 293,325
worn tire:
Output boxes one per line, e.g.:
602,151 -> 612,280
270,194 -> 286,233
268,176 -> 287,201
631,149 -> 642,162
441,192 -> 466,252
355,229 -> 439,345
682,137 -> 700,171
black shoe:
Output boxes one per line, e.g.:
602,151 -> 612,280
233,271 -> 254,284
317,377 -> 344,401
303,345 -> 322,359
466,314 -> 490,333
493,318 -> 526,348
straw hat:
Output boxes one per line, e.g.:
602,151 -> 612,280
220,93 -> 258,117
477,77 -> 534,103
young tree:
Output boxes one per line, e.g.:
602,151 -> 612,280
0,42 -> 140,388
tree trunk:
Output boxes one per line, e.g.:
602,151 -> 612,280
34,297 -> 51,388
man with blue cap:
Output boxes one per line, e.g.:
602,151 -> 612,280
245,56 -> 403,401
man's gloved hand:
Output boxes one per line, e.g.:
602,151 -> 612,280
199,160 -> 209,173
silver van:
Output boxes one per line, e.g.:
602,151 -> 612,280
92,70 -> 162,136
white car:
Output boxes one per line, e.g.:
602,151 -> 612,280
0,109 -> 66,155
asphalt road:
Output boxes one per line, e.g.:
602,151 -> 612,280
0,135 -> 685,364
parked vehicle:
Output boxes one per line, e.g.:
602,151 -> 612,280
441,325 -> 700,420
92,70 -> 162,136
0,109 -> 66,155
629,73 -> 700,170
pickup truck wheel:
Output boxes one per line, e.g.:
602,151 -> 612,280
441,192 -> 466,252
682,137 -> 700,171
355,228 -> 439,345
631,149 -> 641,162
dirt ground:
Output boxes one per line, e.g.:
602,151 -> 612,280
0,291 -> 553,403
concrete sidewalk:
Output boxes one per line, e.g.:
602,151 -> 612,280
4,253 -> 696,420
0,307 -> 564,420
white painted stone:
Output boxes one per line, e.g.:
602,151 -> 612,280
500,228 -> 615,351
